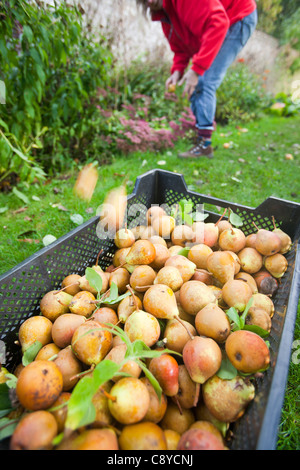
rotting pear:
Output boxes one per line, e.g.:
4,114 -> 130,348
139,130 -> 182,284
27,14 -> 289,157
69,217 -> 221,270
253,270 -> 278,296
202,375 -> 255,422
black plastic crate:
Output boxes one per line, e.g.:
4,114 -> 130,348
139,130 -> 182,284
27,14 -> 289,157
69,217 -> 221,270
0,169 -> 299,450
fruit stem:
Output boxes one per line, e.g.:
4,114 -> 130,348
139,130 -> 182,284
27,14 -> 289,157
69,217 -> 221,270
69,363 -> 95,381
100,386 -> 117,402
173,394 -> 183,415
272,215 -> 277,230
175,316 -> 194,340
110,262 -> 126,272
215,208 -> 227,226
126,284 -> 140,311
252,221 -> 260,231
54,282 -> 80,295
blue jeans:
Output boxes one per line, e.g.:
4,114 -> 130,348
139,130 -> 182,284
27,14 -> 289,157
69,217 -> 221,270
190,9 -> 258,132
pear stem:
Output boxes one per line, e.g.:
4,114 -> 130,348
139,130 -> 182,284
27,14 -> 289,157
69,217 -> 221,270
54,282 -> 80,294
252,221 -> 260,231
126,284 -> 140,311
110,262 -> 126,272
215,207 -> 227,226
69,363 -> 95,381
100,387 -> 117,402
174,394 -> 183,415
193,382 -> 200,407
175,316 -> 194,340
272,215 -> 277,230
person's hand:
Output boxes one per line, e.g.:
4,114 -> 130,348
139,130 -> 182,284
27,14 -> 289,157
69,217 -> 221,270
178,69 -> 199,99
165,71 -> 181,92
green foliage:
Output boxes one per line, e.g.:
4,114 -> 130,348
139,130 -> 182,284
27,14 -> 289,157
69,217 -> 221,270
266,92 -> 300,117
215,63 -> 270,125
280,8 -> 300,72
256,0 -> 283,34
0,0 -> 113,179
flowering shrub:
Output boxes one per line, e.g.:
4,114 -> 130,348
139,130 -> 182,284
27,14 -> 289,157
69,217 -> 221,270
95,88 -> 196,155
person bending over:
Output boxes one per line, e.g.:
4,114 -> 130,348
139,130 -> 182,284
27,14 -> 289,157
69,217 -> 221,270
136,0 -> 257,159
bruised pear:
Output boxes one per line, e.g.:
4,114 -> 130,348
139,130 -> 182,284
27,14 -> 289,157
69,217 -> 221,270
16,360 -> 63,411
225,330 -> 270,373
68,291 -> 96,317
245,307 -> 272,332
202,375 -> 255,422
172,364 -> 199,409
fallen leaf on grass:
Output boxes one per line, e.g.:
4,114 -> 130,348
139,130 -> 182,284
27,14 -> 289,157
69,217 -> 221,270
12,207 -> 27,215
43,234 -> 57,246
17,238 -> 40,244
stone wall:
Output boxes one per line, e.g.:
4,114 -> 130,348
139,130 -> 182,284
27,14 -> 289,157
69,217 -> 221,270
80,0 -> 299,93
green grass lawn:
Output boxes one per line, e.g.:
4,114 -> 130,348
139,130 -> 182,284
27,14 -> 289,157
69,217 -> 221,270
0,113 -> 299,449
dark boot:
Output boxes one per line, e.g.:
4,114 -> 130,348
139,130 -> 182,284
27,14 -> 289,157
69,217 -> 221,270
178,139 -> 214,159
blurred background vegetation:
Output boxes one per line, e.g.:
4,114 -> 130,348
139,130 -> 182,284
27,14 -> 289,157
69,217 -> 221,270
0,0 -> 299,187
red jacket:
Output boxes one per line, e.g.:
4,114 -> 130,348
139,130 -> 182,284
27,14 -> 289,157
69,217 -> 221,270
151,0 -> 257,76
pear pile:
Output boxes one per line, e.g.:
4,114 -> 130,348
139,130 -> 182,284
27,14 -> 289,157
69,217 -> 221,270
6,205 -> 292,451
